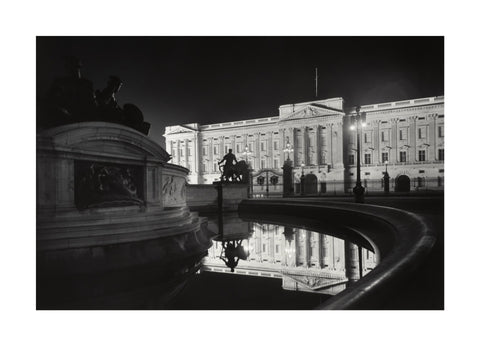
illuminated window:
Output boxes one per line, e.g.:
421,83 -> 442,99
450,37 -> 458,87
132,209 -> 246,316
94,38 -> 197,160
438,148 -> 444,161
382,152 -> 388,163
418,150 -> 426,161
400,151 -> 407,162
364,153 -> 371,164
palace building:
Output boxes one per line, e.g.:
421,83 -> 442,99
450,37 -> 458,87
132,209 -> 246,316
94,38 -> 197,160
163,95 -> 444,195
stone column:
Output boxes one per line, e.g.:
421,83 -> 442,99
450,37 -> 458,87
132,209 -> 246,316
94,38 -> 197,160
375,120 -> 381,164
303,126 -> 309,166
319,234 -> 329,268
255,132 -> 261,170
268,131 -> 273,167
219,135 -> 225,157
176,140 -> 181,165
335,121 -> 344,168
280,128 -> 286,163
326,124 -> 333,167
318,125 -> 325,165
304,230 -> 311,268
312,125 -> 318,166
428,115 -> 436,161
192,134 -> 198,174
391,119 -> 398,163
409,116 -> 417,162
208,137 -> 213,173
344,241 -> 360,283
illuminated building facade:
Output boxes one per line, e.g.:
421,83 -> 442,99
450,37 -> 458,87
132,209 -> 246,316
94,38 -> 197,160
164,95 -> 444,194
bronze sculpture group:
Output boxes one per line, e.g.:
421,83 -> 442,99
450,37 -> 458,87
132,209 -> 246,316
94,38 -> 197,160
38,56 -> 151,135
218,149 -> 249,183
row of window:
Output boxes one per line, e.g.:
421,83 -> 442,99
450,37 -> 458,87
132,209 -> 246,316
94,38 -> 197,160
361,126 -> 444,144
348,149 -> 444,165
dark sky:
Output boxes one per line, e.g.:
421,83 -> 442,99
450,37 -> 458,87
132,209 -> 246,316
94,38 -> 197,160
36,36 -> 444,147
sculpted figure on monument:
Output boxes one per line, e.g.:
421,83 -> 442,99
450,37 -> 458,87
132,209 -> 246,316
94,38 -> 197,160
40,56 -> 97,128
95,75 -> 124,122
38,57 -> 151,135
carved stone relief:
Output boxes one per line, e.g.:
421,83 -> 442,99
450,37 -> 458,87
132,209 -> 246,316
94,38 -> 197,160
162,175 -> 186,205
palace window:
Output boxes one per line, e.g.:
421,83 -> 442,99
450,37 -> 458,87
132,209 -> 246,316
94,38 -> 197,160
438,126 -> 444,138
400,151 -> 407,162
224,145 -> 228,153
274,141 -> 279,150
274,159 -> 279,169
364,153 -> 372,165
364,132 -> 372,143
381,131 -> 389,142
418,127 -> 426,139
202,147 -> 207,156
213,163 -> 218,172
172,149 -> 176,157
348,154 -> 355,165
213,145 -> 218,155
438,148 -> 444,161
418,150 -> 426,161
236,144 -> 241,153
261,159 -> 266,169
399,128 -> 407,141
202,163 -> 207,172
275,245 -> 279,253
248,143 -> 253,152
187,147 -> 192,156
261,141 -> 266,151
179,148 -> 183,157
382,152 -> 389,163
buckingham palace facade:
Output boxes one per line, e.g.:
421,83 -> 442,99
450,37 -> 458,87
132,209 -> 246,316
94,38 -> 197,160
164,95 -> 444,195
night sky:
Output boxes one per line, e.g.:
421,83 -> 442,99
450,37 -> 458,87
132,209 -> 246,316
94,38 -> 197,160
36,36 -> 444,147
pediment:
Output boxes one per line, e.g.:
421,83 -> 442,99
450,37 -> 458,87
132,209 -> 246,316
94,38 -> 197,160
279,104 -> 343,122
165,125 -> 197,135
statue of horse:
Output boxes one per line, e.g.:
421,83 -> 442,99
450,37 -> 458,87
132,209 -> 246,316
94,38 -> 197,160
219,160 -> 249,183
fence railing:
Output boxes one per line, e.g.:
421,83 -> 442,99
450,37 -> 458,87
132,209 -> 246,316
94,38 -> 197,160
250,176 -> 444,198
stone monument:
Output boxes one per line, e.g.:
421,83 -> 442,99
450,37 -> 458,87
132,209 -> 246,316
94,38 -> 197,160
37,58 -> 206,275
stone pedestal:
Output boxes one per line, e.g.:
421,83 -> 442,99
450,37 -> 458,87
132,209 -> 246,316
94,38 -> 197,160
37,122 -> 204,258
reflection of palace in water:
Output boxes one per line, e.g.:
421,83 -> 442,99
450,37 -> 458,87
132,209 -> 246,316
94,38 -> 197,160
202,223 -> 377,295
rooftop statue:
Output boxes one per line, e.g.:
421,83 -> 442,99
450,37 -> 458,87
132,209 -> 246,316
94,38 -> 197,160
38,56 -> 151,135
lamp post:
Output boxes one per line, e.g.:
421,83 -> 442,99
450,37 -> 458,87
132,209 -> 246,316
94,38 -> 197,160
282,137 -> 294,197
242,145 -> 253,197
350,106 -> 367,203
283,138 -> 294,161
383,160 -> 390,194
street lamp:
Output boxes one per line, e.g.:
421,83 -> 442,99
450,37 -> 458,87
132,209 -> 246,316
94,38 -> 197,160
242,145 -> 252,164
283,137 -> 294,161
242,145 -> 253,197
383,160 -> 390,194
350,106 -> 367,203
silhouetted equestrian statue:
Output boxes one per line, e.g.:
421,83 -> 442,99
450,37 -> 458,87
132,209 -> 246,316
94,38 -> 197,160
218,150 -> 250,183
38,56 -> 151,135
